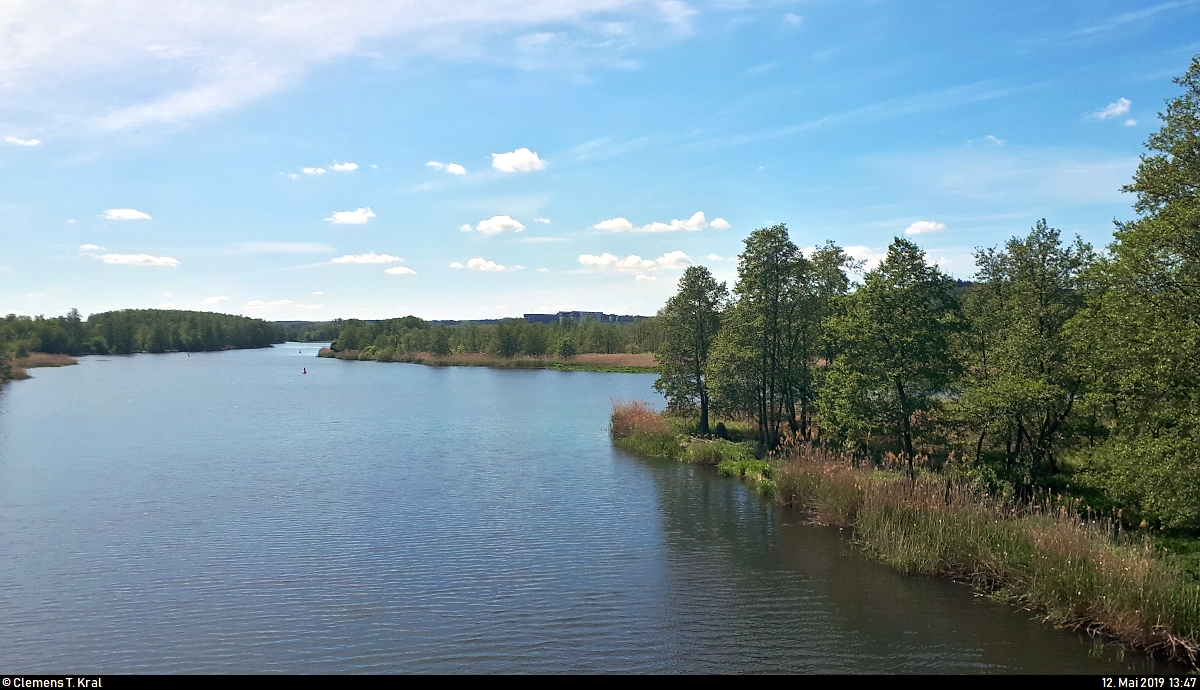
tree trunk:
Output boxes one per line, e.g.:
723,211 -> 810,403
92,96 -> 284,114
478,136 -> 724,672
895,378 -> 914,463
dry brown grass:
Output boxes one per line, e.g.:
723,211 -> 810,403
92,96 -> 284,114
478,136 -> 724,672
572,353 -> 657,367
13,352 -> 79,368
610,399 -> 670,439
769,442 -> 1200,667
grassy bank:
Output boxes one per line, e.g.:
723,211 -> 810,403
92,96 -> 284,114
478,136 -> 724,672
6,352 -> 80,380
609,400 -> 1200,668
319,348 -> 658,373
609,399 -> 760,465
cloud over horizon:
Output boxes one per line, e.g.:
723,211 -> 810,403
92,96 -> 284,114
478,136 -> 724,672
428,161 -> 467,175
592,211 -> 728,233
327,208 -> 376,224
904,220 -> 946,235
331,252 -> 402,264
578,250 -> 690,272
103,208 -> 151,220
98,253 -> 179,266
462,215 -> 525,235
1088,97 -> 1131,120
492,148 -> 546,173
450,257 -> 523,271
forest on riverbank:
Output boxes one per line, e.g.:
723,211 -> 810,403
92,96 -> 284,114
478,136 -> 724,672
641,55 -> 1200,534
0,309 -> 285,381
610,55 -> 1200,665
326,313 -> 663,362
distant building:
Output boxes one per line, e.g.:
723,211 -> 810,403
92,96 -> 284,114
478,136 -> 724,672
523,311 -> 642,325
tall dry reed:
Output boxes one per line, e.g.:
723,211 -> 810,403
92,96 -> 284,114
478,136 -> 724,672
610,399 -> 680,457
770,442 -> 1200,666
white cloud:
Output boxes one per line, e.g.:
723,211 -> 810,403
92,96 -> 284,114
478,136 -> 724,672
79,243 -> 102,251
452,257 -> 522,271
635,274 -> 656,282
326,207 -> 376,224
983,134 -> 1004,145
203,295 -> 230,304
845,246 -> 885,271
656,249 -> 690,269
1125,119 -> 1137,127
331,252 -> 401,264
1088,97 -> 1131,120
246,299 -> 294,309
1,2 -> 698,134
4,136 -> 40,146
594,211 -> 722,233
302,167 -> 327,175
295,304 -> 323,310
536,267 -> 549,272
67,219 -> 75,223
469,215 -> 525,235
533,217 -> 550,223
98,253 -> 179,266
103,208 -> 151,220
332,162 -> 358,172
385,265 -> 417,275
904,220 -> 946,235
593,217 -> 634,232
236,242 -> 333,253
783,13 -> 803,25
427,161 -> 467,175
579,250 -> 688,272
492,147 -> 546,172
707,253 -> 722,260
579,252 -> 654,270
313,291 -> 324,295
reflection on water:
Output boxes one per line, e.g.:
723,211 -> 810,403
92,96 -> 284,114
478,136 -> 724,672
0,344 -> 1180,673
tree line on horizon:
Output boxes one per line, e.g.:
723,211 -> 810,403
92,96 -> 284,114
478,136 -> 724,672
654,56 -> 1200,530
0,308 -> 286,380
328,313 -> 663,360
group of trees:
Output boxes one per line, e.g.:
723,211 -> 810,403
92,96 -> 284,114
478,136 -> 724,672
656,56 -> 1200,528
329,314 -> 662,360
0,309 -> 286,381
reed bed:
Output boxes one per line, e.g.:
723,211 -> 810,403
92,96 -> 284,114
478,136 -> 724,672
772,443 -> 1200,666
13,352 -> 78,368
4,352 -> 79,380
610,399 -> 680,457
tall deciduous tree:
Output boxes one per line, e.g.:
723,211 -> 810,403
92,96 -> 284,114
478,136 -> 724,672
707,225 -> 799,449
823,238 -> 960,460
654,265 -> 728,434
956,220 -> 1092,474
1069,54 -> 1200,528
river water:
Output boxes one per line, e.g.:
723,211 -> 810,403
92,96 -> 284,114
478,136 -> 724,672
0,344 -> 1179,673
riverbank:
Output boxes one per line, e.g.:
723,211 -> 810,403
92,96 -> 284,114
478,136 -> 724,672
609,400 -> 1200,668
4,352 -> 79,381
319,348 -> 658,373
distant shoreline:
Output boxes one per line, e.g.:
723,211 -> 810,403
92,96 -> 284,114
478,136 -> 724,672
317,347 -> 658,374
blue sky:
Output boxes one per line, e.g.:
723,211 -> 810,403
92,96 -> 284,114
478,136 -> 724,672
2,0 -> 1197,321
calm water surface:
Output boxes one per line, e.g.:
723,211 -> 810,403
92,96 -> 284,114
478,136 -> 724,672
0,345 -> 1180,673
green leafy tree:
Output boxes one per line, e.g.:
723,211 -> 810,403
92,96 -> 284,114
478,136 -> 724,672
1069,55 -> 1200,528
654,265 -> 728,434
707,225 -> 798,449
823,238 -> 960,460
956,221 -> 1092,474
